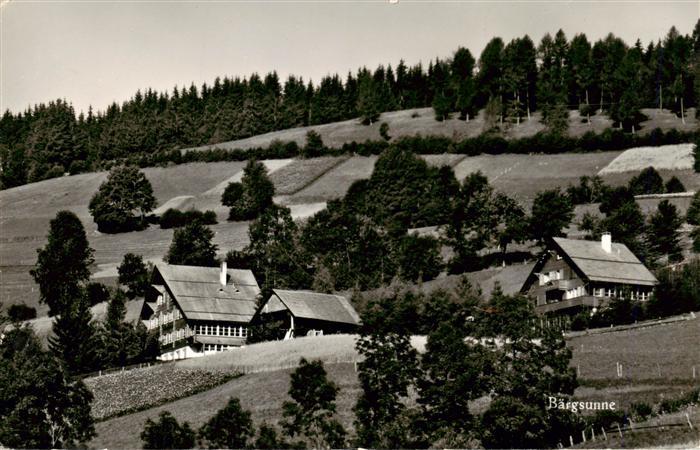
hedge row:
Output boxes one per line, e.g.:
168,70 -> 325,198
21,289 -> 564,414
102,127 -> 697,170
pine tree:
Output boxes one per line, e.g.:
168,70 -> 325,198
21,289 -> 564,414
49,292 -> 98,374
30,211 -> 94,316
649,200 -> 683,262
117,252 -> 150,298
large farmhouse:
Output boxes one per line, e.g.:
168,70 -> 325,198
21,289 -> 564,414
141,262 -> 260,360
520,233 -> 658,316
256,289 -> 361,339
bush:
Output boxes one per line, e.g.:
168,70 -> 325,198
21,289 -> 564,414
159,208 -> 218,229
631,402 -> 653,421
7,303 -> 37,322
301,130 -> 324,158
198,397 -> 254,449
141,411 -> 196,449
664,176 -> 686,193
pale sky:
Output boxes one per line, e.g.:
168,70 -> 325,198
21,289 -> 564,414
1,1 -> 698,115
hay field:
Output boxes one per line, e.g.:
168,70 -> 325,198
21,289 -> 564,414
598,144 -> 695,174
289,156 -> 378,203
270,156 -> 349,195
453,152 -> 622,201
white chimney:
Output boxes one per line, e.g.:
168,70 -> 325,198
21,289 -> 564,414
601,232 -> 612,253
220,261 -> 227,286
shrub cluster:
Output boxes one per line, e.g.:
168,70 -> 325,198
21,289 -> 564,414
159,208 -> 217,229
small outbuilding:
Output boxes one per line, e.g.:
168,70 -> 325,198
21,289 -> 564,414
256,289 -> 361,339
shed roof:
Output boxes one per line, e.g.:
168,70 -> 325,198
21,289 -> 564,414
269,289 -> 361,325
552,237 -> 657,286
154,264 -> 260,323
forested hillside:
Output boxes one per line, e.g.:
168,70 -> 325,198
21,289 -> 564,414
2,23 -> 699,189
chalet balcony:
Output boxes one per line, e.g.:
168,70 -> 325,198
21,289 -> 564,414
535,296 -> 604,314
551,279 -> 580,290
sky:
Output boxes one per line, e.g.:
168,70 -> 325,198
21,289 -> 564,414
1,0 -> 698,115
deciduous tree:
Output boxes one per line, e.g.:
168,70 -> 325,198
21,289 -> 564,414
88,165 -> 157,233
282,359 -> 346,449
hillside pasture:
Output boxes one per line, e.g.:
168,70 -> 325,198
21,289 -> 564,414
569,317 -> 700,381
90,362 -> 361,450
91,316 -> 700,449
452,151 -> 622,200
598,143 -> 695,174
180,107 -> 693,155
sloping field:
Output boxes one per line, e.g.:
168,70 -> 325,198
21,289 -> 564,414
569,317 -> 700,380
288,155 -> 378,204
420,153 -> 467,168
85,365 -> 234,421
90,362 -> 361,450
451,151 -> 623,201
91,316 -> 700,449
598,144 -> 695,174
181,107 -> 694,154
270,156 -> 349,195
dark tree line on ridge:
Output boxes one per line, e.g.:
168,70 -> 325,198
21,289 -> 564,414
2,22 -> 700,189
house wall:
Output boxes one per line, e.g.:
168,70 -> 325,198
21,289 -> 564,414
526,251 -> 587,306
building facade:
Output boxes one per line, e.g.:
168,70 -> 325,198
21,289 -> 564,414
520,234 -> 658,316
140,262 -> 260,360
256,289 -> 361,339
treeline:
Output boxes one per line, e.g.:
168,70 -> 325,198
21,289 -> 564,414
2,22 -> 700,188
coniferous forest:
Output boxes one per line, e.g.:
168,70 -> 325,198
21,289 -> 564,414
2,23 -> 700,189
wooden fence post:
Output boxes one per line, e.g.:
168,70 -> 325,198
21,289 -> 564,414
601,427 -> 607,440
616,423 -> 622,438
693,366 -> 696,379
686,413 -> 693,430
569,435 -> 574,447
581,430 -> 586,443
591,428 -> 596,441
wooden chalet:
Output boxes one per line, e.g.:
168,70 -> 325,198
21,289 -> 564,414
141,262 -> 260,360
520,233 -> 658,316
256,289 -> 361,339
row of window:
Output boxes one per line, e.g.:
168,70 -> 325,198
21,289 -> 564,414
539,270 -> 563,286
592,287 -> 650,300
148,309 -> 182,330
203,344 -> 235,352
195,324 -> 247,338
160,327 -> 190,345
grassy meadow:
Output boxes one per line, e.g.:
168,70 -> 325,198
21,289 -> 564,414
87,315 -> 700,449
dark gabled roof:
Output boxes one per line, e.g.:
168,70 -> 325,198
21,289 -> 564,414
154,264 -> 260,323
267,289 -> 361,325
552,237 -> 658,286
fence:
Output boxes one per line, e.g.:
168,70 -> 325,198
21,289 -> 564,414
561,412 -> 697,448
226,358 -> 360,375
81,360 -> 170,379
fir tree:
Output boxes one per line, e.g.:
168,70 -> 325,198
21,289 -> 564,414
30,211 -> 94,316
